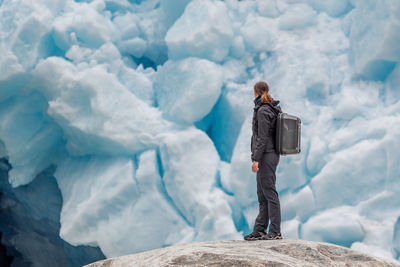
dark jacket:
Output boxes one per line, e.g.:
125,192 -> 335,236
251,96 -> 282,162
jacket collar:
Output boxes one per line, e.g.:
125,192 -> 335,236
253,95 -> 264,110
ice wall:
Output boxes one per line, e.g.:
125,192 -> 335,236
0,0 -> 400,265
0,158 -> 105,266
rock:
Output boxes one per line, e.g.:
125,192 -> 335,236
84,239 -> 398,267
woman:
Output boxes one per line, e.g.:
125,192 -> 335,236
244,81 -> 283,241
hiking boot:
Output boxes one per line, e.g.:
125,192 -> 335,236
261,231 -> 282,240
243,230 -> 266,241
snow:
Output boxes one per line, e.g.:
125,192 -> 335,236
308,0 -> 353,18
347,0 -> 400,80
302,206 -> 365,247
278,4 -> 317,31
55,152 -> 193,257
0,92 -> 63,187
154,57 -> 223,124
165,0 -> 234,62
0,0 -> 400,264
280,186 -> 315,222
240,15 -> 273,53
32,55 -> 177,156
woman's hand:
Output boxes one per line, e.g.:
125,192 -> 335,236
252,161 -> 259,173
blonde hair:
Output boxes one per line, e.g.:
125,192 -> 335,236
254,81 -> 273,103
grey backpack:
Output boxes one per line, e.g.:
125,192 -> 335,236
266,103 -> 301,155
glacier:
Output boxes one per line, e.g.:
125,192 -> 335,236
0,0 -> 400,265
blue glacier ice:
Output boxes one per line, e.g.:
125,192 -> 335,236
154,57 -> 223,124
0,0 -> 400,265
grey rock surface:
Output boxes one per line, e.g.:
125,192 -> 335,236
84,239 -> 399,267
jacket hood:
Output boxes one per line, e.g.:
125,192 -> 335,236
254,98 -> 281,110
254,98 -> 282,113
268,100 -> 282,113
270,100 -> 280,106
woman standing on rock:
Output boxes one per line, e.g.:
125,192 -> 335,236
244,81 -> 283,241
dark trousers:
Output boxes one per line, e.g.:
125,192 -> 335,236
253,151 -> 281,234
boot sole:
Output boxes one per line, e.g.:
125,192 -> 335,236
261,236 -> 283,240
244,237 -> 262,241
